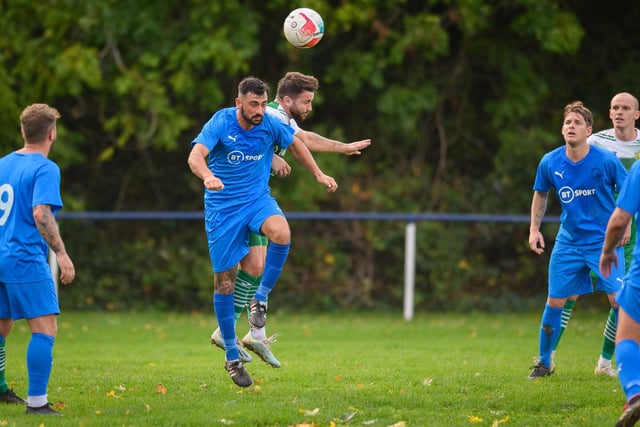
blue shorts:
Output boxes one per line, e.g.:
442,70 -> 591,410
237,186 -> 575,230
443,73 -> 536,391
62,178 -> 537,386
548,241 -> 624,298
0,279 -> 60,320
205,195 -> 284,273
617,261 -> 640,323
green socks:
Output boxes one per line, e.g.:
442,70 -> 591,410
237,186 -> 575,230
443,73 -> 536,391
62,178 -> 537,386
0,336 -> 8,394
233,269 -> 261,324
553,299 -> 575,351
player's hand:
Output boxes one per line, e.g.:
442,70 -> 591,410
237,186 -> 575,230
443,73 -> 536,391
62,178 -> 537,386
342,139 -> 371,156
528,231 -> 545,255
57,253 -> 75,285
599,250 -> 618,278
271,155 -> 291,178
204,175 -> 224,191
318,174 -> 338,192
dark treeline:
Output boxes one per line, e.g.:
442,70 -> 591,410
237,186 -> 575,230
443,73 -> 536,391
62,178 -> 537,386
1,0 -> 638,312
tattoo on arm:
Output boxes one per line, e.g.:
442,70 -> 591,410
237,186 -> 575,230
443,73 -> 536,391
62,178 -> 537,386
34,204 -> 66,254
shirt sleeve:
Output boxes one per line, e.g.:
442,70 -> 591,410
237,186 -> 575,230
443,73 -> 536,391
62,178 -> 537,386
273,118 -> 295,150
617,161 -> 640,215
532,154 -> 552,192
192,111 -> 223,150
32,162 -> 63,214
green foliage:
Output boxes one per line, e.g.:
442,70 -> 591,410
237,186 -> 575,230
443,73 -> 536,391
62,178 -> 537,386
1,1 -> 637,311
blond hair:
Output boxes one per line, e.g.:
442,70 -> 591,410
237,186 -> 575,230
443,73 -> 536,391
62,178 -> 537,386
20,103 -> 60,143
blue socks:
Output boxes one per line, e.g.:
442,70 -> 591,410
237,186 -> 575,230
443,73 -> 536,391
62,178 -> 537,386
617,339 -> 640,401
253,242 -> 290,303
26,333 -> 54,398
213,293 -> 239,361
538,304 -> 563,367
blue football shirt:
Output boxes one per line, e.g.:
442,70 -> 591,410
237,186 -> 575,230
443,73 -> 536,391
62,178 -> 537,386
533,144 -> 627,246
192,107 -> 295,212
616,161 -> 640,258
0,152 -> 62,282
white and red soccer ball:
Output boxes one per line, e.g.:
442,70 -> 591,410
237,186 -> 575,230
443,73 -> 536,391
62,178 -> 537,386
283,8 -> 324,49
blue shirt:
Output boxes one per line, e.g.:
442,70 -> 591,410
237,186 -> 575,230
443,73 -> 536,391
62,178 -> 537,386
617,161 -> 640,259
192,107 -> 295,212
533,144 -> 627,246
0,152 -> 62,283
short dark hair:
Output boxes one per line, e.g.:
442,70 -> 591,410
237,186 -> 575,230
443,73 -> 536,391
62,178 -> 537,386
563,101 -> 593,128
238,77 -> 268,97
276,72 -> 319,99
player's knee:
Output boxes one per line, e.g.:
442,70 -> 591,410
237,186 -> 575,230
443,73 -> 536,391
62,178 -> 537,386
242,261 -> 264,277
261,217 -> 290,244
267,228 -> 290,245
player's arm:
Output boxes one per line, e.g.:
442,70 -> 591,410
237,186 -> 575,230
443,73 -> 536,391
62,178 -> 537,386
296,128 -> 371,155
528,191 -> 548,255
600,207 -> 633,277
271,153 -> 291,177
287,134 -> 338,192
187,143 -> 223,191
619,220 -> 632,247
33,204 -> 75,285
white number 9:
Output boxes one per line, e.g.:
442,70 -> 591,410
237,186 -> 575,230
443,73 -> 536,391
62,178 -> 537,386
0,183 -> 14,226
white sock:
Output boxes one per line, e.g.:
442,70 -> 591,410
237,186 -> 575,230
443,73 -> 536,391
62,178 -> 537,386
27,394 -> 47,408
251,327 -> 267,341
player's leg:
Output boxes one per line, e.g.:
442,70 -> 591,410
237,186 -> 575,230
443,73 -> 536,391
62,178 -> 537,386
237,240 -> 282,367
613,303 -> 640,426
25,314 -> 58,414
530,243 -> 587,379
595,306 -> 618,376
551,295 -> 578,371
13,278 -> 63,415
529,299 -> 564,379
592,246 -> 624,377
206,211 -> 252,387
238,236 -> 266,323
0,283 -> 24,405
248,202 -> 292,329
0,317 -> 24,404
210,238 -> 264,363
213,268 -> 251,387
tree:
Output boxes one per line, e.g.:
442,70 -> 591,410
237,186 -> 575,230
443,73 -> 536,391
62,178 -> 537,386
1,0 -> 633,311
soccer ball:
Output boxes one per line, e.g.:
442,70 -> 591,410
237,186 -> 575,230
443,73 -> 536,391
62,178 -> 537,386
283,8 -> 324,48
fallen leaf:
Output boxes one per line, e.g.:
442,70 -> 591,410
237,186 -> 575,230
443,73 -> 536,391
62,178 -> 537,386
304,408 -> 320,416
468,415 -> 483,423
156,384 -> 167,394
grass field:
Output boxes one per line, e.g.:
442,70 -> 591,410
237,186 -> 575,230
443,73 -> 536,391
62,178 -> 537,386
0,310 -> 625,426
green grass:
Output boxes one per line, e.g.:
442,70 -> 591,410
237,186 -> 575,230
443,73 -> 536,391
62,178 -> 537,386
0,310 -> 625,426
